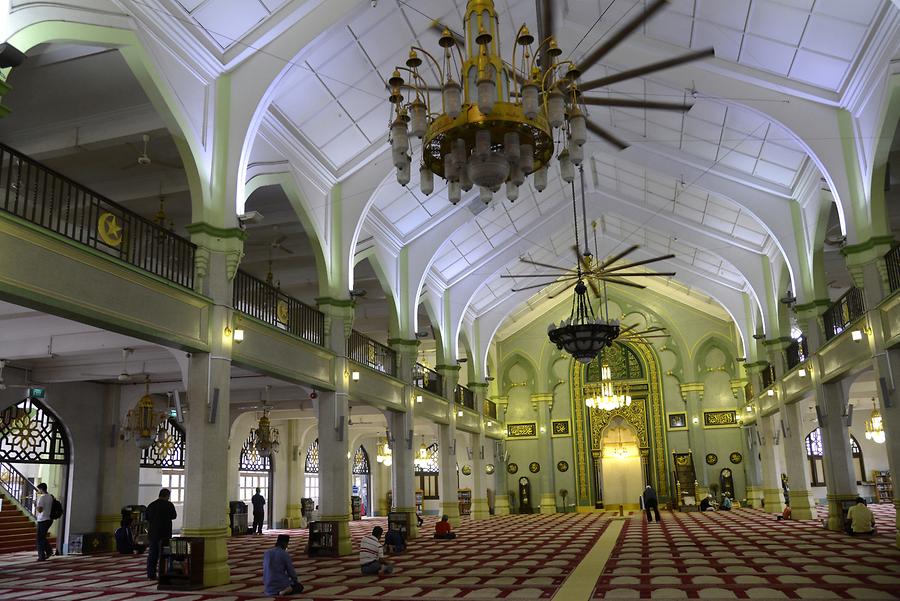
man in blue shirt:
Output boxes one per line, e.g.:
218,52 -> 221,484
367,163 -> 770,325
263,534 -> 303,596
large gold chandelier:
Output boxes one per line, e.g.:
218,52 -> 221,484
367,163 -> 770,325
121,378 -> 168,450
375,436 -> 393,466
252,407 -> 280,457
584,362 -> 632,411
864,398 -> 885,444
387,0 -> 712,206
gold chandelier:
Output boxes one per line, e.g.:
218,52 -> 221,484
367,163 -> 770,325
388,0 -> 712,206
413,438 -> 430,469
864,398 -> 885,444
121,378 -> 167,450
375,436 -> 393,467
252,408 -> 280,457
584,362 -> 631,411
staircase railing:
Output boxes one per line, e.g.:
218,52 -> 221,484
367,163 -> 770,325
0,143 -> 196,289
0,461 -> 37,519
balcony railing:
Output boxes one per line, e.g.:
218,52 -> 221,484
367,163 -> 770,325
823,287 -> 866,341
413,363 -> 443,395
454,384 -> 475,410
347,330 -> 396,377
760,363 -> 776,390
0,143 -> 195,289
0,461 -> 38,519
887,245 -> 900,293
786,336 -> 809,370
233,270 -> 324,346
484,399 -> 498,420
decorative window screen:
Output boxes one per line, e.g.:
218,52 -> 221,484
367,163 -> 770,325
353,445 -> 370,475
240,431 -> 271,473
305,439 -> 319,473
0,398 -> 68,464
141,418 -> 185,469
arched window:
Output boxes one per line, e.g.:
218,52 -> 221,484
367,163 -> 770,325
304,439 -> 319,506
805,428 -> 865,486
0,398 -> 69,464
141,418 -> 185,469
352,445 -> 371,516
240,431 -> 271,472
415,442 -> 439,499
239,431 -> 272,520
353,445 -> 370,475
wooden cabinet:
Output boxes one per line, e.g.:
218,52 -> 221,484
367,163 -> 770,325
874,470 -> 893,504
158,537 -> 205,591
307,521 -> 338,557
458,488 -> 472,516
351,496 -> 362,520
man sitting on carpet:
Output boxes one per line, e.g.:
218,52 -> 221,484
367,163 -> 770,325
699,494 -> 716,512
263,534 -> 304,596
776,505 -> 791,521
845,497 -> 875,535
384,525 -> 406,553
720,493 -> 733,511
434,514 -> 457,539
360,526 -> 394,575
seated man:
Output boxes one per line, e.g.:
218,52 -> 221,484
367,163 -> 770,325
776,505 -> 791,521
263,535 -> 304,596
115,515 -> 136,554
384,526 -> 406,553
699,494 -> 716,512
846,497 -> 875,535
434,514 -> 457,539
720,494 -> 733,511
360,526 -> 394,575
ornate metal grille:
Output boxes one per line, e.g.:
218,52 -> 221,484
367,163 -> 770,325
415,443 -> 439,474
240,431 -> 271,473
353,445 -> 370,475
304,439 -> 319,473
585,343 -> 644,382
0,398 -> 68,464
140,418 -> 185,469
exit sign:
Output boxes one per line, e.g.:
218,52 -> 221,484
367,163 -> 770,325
29,387 -> 46,399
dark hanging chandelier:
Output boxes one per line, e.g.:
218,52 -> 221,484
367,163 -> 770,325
547,279 -> 620,364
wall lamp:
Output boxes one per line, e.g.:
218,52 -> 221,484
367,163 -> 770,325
798,367 -> 807,378
487,420 -> 493,427
745,404 -> 753,413
351,371 -> 360,381
767,389 -> 775,397
457,409 -> 463,417
415,394 -> 423,403
691,416 -> 700,424
224,318 -> 244,344
851,329 -> 864,341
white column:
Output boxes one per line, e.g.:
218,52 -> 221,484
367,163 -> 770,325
388,409 -> 419,537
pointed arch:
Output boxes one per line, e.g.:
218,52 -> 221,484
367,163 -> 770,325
0,397 -> 69,464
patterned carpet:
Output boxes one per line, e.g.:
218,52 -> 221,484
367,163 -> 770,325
0,512 -> 612,600
593,507 -> 900,600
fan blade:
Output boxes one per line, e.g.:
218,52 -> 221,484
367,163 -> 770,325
272,234 -> 287,246
602,254 -> 676,273
277,245 -> 295,255
619,323 -> 639,334
581,97 -> 692,111
519,258 -> 575,272
575,0 -> 668,73
580,47 -> 715,92
596,245 -> 639,271
548,282 -> 577,299
512,281 -> 567,292
586,119 -> 628,150
600,277 -> 646,289
501,273 -> 580,279
587,278 -> 603,299
596,271 -> 677,277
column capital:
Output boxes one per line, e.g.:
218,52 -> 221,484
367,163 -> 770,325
742,361 -> 769,374
434,364 -> 462,373
762,336 -> 793,351
316,299 -> 355,348
187,225 -> 245,286
387,338 -> 420,349
679,382 -> 704,394
840,235 -> 895,262
793,298 -> 832,319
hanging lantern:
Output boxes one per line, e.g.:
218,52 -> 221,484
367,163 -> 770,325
865,398 -> 885,444
252,409 -> 280,458
121,378 -> 167,450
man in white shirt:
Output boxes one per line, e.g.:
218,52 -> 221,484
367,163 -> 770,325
35,483 -> 54,561
359,526 -> 393,575
846,497 -> 875,535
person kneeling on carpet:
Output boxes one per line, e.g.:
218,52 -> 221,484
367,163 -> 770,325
845,497 -> 875,536
263,534 -> 304,596
720,493 -> 732,511
434,514 -> 457,539
384,525 -> 406,553
699,494 -> 717,512
360,526 -> 394,575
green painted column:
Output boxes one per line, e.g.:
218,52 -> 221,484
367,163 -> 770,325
436,365 -> 461,526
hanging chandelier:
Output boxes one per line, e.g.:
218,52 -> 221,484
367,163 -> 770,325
548,280 -> 619,364
121,378 -> 167,450
584,362 -> 632,411
864,398 -> 885,444
387,0 -> 712,206
252,408 -> 280,458
375,436 -> 393,467
413,439 -> 429,469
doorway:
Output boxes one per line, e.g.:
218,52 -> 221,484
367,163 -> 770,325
597,418 -> 642,509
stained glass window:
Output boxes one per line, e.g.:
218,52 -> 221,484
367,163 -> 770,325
353,445 -> 370,475
415,442 -> 439,499
240,431 -> 271,473
141,418 -> 185,469
0,398 -> 68,464
305,439 -> 319,474
805,428 -> 864,487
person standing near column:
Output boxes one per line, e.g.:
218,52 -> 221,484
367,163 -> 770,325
34,483 -> 54,561
251,487 -> 266,535
642,485 -> 661,523
145,488 -> 177,579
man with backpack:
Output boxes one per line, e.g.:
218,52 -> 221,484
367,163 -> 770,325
35,482 -> 61,561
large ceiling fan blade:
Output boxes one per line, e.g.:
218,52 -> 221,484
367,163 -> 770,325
519,257 -> 575,272
580,47 -> 715,92
575,0 -> 669,74
599,271 -> 677,277
596,245 -> 639,271
581,97 -> 692,111
277,245 -> 295,255
603,254 -> 676,273
587,277 -> 603,299
512,281 -> 568,292
600,277 -> 646,289
501,273 -> 580,279
619,323 -> 639,334
272,234 -> 287,246
586,119 -> 628,150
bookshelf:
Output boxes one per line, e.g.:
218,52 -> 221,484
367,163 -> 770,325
307,521 -> 339,557
415,489 -> 424,513
458,488 -> 472,516
388,511 -> 410,540
158,537 -> 205,591
351,496 -> 362,520
874,470 -> 894,504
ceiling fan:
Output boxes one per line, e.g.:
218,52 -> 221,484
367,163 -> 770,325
122,134 -> 181,170
81,348 -> 145,382
614,323 -> 670,346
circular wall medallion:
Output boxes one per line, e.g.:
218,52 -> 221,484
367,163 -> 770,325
557,460 -> 569,472
485,464 -> 495,475
507,462 -> 518,474
461,464 -> 472,476
705,453 -> 718,465
729,452 -> 743,464
529,461 -> 540,473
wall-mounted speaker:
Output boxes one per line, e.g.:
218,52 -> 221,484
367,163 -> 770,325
844,404 -> 853,427
407,429 -> 414,450
207,388 -> 219,423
